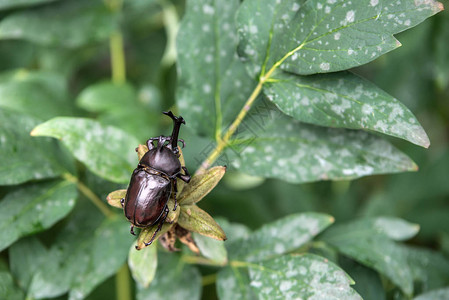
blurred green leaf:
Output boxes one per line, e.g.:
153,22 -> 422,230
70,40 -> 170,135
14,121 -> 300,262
27,202 -> 103,299
0,109 -> 69,185
321,218 -> 415,295
192,232 -> 227,265
77,81 -> 137,113
31,117 -> 139,183
128,241 -> 157,288
401,245 -> 449,293
176,0 -> 256,138
178,204 -> 227,241
0,70 -> 72,120
137,253 -> 201,300
69,217 -> 133,300
0,0 -> 59,10
237,0 -> 443,76
0,269 -> 24,300
228,107 -> 417,183
9,237 -> 48,291
414,287 -> 449,300
229,213 -> 334,262
434,12 -> 449,90
216,266 -> 256,300
340,258 -> 386,300
0,0 -> 118,48
248,254 -> 361,299
264,71 -> 429,147
0,179 -> 76,252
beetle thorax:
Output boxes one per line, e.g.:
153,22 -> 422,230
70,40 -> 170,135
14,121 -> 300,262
139,146 -> 182,177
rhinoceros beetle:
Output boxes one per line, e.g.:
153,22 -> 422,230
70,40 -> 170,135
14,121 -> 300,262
121,111 -> 191,246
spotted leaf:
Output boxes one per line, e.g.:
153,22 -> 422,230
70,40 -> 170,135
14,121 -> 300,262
237,0 -> 443,76
248,254 -> 362,299
265,71 -> 430,147
227,106 -> 417,183
176,0 -> 256,138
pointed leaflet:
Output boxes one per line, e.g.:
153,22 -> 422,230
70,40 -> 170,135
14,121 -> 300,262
228,213 -> 334,262
216,266 -> 257,300
178,204 -> 227,241
0,109 -> 68,185
31,117 -> 139,183
264,71 -> 430,147
248,254 -> 362,299
0,0 -> 118,48
0,180 -> 77,252
137,253 -> 201,300
176,0 -> 256,138
237,0 -> 443,76
320,218 -> 416,295
69,217 -> 133,300
128,241 -> 157,288
227,105 -> 417,183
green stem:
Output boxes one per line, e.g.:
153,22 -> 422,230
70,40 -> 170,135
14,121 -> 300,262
110,31 -> 126,84
196,39 -> 307,172
202,273 -> 217,286
63,173 -> 114,218
116,264 -> 132,300
106,0 -> 126,84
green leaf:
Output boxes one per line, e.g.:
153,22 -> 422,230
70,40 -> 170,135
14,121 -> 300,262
31,117 -> 139,183
402,245 -> 449,293
128,241 -> 157,288
372,217 -> 420,241
435,14 -> 449,91
76,81 -> 137,113
0,270 -> 24,300
69,217 -> 133,300
229,213 -> 334,262
0,0 -> 58,10
0,0 -> 118,48
192,232 -> 228,265
107,189 -> 127,208
321,218 -> 415,296
27,202 -> 104,299
414,288 -> 449,300
215,218 -> 251,245
137,253 -> 202,300
178,166 -> 226,205
176,0 -> 256,138
264,71 -> 429,147
0,179 -> 77,252
216,266 -> 257,300
237,0 -> 443,76
248,254 -> 362,299
0,70 -> 72,120
227,107 -> 417,183
0,109 -> 68,185
9,237 -> 48,292
178,204 -> 227,241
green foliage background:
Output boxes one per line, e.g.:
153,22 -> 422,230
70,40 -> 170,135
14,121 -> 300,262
0,0 -> 448,299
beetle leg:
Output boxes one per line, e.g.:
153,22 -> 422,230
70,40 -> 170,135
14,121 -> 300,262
130,225 -> 136,236
178,139 -> 185,148
146,137 -> 161,150
178,166 -> 191,183
145,206 -> 170,246
120,198 -> 124,208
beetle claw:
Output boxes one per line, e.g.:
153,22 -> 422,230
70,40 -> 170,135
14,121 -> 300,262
130,225 -> 136,236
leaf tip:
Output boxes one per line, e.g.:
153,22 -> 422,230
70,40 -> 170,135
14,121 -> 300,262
329,216 -> 336,224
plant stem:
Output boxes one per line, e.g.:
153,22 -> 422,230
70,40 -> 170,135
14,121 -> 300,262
107,0 -> 126,84
110,31 -> 126,84
116,264 -> 132,300
197,40 -> 306,172
197,81 -> 263,173
202,273 -> 217,286
63,173 -> 114,218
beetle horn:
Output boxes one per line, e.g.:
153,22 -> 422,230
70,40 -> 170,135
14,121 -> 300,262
163,111 -> 185,152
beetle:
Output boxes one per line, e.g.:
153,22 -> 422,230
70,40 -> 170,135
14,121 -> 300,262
121,111 -> 191,246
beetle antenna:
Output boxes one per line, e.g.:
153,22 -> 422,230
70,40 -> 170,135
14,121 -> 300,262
163,111 -> 185,152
